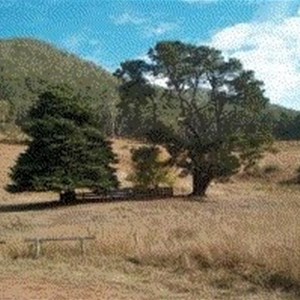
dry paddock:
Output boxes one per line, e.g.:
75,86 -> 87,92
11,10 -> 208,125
0,140 -> 299,299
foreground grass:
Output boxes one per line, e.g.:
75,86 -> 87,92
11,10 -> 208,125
0,180 -> 299,299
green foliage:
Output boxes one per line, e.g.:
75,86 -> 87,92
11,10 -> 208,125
114,59 -> 184,138
128,146 -> 173,189
0,38 -> 120,136
0,38 -> 298,140
116,40 -> 272,196
8,85 -> 119,194
271,110 -> 300,140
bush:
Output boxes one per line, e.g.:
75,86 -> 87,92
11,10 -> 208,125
268,146 -> 280,155
262,164 -> 281,174
128,146 -> 173,189
243,163 -> 281,180
244,164 -> 263,178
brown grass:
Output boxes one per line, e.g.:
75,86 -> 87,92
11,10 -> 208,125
0,140 -> 299,299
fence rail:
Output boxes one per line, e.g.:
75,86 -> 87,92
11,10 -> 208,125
76,187 -> 173,202
24,236 -> 95,258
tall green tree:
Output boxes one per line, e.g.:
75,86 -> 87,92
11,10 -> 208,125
8,85 -> 119,202
114,60 -> 159,137
116,41 -> 272,196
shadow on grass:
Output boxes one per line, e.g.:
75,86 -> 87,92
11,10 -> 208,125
0,200 -> 64,213
0,194 -> 203,214
279,177 -> 300,190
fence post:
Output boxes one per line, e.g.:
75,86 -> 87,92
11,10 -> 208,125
35,238 -> 41,259
79,238 -> 85,255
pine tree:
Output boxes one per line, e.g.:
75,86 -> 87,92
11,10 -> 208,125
8,85 -> 119,202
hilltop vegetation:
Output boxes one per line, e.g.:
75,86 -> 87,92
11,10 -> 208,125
269,105 -> 300,140
0,38 -> 299,142
0,38 -> 120,136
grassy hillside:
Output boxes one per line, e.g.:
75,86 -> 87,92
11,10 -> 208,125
0,38 -> 120,135
0,140 -> 299,299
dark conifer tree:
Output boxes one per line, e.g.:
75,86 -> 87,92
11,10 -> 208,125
8,85 -> 119,202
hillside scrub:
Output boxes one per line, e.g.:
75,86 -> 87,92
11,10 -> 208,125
0,38 -> 119,136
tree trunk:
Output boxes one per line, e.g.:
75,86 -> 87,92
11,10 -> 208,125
191,168 -> 212,197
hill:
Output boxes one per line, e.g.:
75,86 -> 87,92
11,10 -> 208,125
0,37 -> 299,141
0,38 -> 120,136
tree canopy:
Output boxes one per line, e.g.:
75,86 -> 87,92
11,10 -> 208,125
116,41 -> 272,196
8,85 -> 119,198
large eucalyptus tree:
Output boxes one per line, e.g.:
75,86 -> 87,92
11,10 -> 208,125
116,41 -> 272,196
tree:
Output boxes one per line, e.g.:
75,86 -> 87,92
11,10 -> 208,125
272,112 -> 300,140
114,60 -> 159,137
8,85 -> 119,202
116,41 -> 272,197
128,146 -> 173,189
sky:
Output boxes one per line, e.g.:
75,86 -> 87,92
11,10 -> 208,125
0,0 -> 300,110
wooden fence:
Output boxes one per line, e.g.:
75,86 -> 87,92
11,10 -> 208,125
76,187 -> 173,202
24,236 -> 95,258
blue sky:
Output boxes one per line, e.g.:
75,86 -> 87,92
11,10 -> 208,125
0,0 -> 300,110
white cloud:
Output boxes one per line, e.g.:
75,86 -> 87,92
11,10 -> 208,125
146,74 -> 169,88
207,14 -> 300,110
112,12 -> 146,26
112,11 -> 178,38
62,33 -> 86,52
62,31 -> 102,52
146,22 -> 178,37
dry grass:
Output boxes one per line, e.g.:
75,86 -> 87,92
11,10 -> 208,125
0,140 -> 299,299
258,141 -> 300,184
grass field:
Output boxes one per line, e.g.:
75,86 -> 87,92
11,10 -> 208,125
0,140 -> 299,299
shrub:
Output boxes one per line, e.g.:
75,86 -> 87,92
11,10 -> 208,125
128,146 -> 173,189
262,164 -> 281,174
